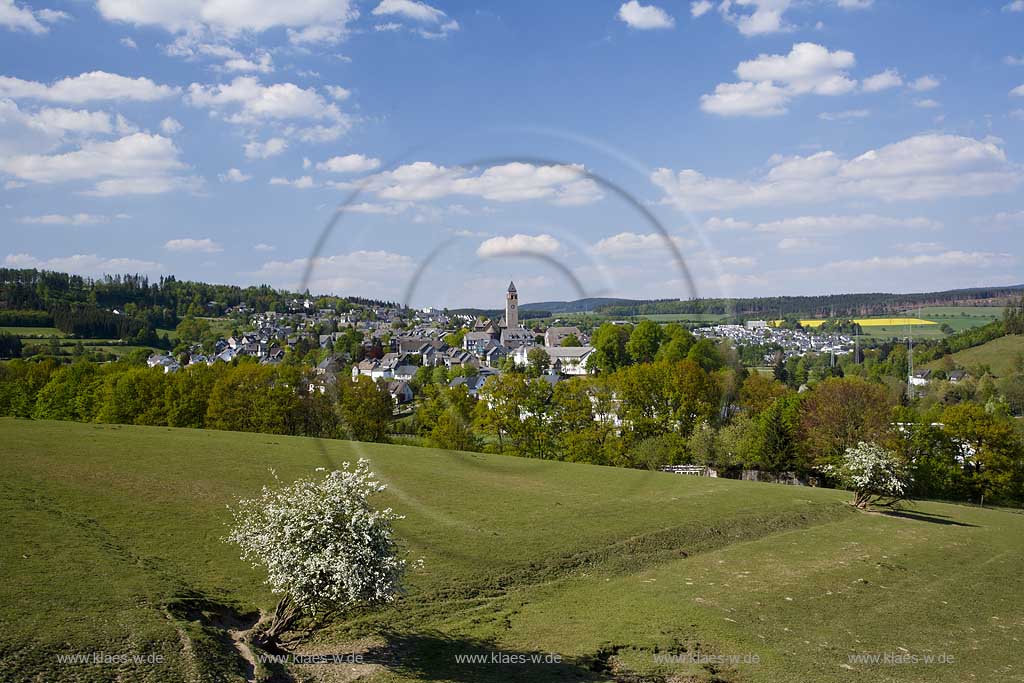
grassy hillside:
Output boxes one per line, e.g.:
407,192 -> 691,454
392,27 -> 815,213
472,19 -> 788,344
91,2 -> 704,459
3,419 -> 1024,682
927,334 -> 1024,377
904,306 -> 1004,332
0,326 -> 67,337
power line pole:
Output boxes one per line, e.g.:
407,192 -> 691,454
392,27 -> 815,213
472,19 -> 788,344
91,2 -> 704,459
907,320 -> 914,400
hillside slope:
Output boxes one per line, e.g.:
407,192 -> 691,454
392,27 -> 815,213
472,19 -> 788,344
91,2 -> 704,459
2,419 -> 1023,683
926,334 -> 1024,377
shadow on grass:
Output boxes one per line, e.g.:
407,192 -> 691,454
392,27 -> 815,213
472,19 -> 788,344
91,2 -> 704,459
166,591 -> 295,683
364,630 -> 615,682
883,510 -> 978,527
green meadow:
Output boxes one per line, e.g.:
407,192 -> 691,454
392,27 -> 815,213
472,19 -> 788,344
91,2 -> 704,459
2,418 -> 1023,682
635,313 -> 729,324
0,326 -> 67,338
926,334 -> 1024,377
902,306 -> 1005,333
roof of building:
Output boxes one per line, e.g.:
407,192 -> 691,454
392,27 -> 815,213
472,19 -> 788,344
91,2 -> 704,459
449,375 -> 486,391
544,345 -> 595,359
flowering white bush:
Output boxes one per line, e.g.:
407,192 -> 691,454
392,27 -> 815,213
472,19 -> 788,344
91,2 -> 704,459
226,460 -> 408,645
824,442 -> 910,509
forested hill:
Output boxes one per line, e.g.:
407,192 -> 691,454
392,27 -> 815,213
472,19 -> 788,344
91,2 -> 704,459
595,285 -> 1024,319
520,297 -> 659,314
0,268 -> 396,341
2,267 -> 1021,327
450,297 -> 659,319
0,269 -> 396,316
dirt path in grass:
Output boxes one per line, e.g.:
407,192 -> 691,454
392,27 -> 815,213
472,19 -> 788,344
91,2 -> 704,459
228,627 -> 259,683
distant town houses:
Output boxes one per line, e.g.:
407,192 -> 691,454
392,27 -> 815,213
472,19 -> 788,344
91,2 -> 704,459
146,353 -> 180,374
156,281 -> 606,416
693,323 -> 855,362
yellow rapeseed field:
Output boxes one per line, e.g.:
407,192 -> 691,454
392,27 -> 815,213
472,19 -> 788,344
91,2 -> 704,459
770,318 -> 938,328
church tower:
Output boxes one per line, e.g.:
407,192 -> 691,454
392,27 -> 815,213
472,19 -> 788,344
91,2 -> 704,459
505,281 -> 518,329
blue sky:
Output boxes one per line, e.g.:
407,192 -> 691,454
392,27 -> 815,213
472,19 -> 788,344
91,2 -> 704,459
1,0 -> 1022,308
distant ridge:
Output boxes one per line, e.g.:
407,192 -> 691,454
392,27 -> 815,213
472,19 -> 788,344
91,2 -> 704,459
594,284 -> 1024,319
520,297 -> 664,313
450,285 -> 1023,320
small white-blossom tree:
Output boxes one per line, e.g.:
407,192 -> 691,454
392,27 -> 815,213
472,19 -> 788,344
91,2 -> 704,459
826,442 -> 910,509
226,460 -> 408,647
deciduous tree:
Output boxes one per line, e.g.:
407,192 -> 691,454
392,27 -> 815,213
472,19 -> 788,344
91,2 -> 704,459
226,462 -> 409,648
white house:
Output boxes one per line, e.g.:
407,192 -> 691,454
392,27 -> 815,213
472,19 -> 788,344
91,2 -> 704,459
909,370 -> 932,387
512,345 -> 594,376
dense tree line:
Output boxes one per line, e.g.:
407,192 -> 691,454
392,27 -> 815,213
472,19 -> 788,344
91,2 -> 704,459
0,310 -> 53,327
0,268 -> 399,318
1005,296 -> 1024,335
2,348 -> 1022,506
598,286 -> 1024,319
911,320 -> 1007,365
0,333 -> 21,359
0,357 -> 393,442
0,268 -> 406,347
48,303 -> 171,343
402,353 -> 1024,505
404,322 -> 1024,505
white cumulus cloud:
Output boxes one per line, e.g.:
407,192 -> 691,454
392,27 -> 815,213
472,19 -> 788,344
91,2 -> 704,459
269,175 -> 315,188
690,1 -> 713,18
325,85 -> 351,101
371,0 -> 459,38
719,0 -> 794,36
244,137 -> 287,159
591,231 -> 687,257
5,252 -> 163,276
164,237 -> 222,253
316,153 -> 381,173
653,134 -> 1022,211
0,0 -> 67,34
0,132 -> 198,196
186,76 -> 345,126
159,116 -> 183,134
701,43 -> 857,117
95,0 -> 358,45
218,167 -> 251,182
818,109 -> 870,121
20,213 -> 124,225
477,234 -> 560,258
354,161 -> 603,206
862,69 -> 902,92
909,75 -> 940,92
617,1 -> 675,29
252,249 -> 414,297
0,71 -> 179,103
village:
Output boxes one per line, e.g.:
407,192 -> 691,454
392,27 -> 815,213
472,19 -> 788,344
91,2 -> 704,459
692,321 -> 857,363
140,280 -> 931,428
146,282 -> 596,407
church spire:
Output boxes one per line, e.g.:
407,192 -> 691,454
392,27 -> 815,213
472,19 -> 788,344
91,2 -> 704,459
505,281 -> 519,329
